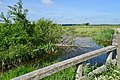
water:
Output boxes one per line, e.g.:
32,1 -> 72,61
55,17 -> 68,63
59,37 -> 107,66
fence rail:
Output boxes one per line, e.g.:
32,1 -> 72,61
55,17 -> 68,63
12,46 -> 117,80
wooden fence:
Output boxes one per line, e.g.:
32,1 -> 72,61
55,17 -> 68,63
12,31 -> 119,80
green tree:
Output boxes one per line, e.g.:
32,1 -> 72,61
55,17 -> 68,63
0,0 -> 62,71
35,18 -> 62,44
0,0 -> 35,70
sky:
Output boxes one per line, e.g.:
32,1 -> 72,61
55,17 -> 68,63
0,0 -> 120,24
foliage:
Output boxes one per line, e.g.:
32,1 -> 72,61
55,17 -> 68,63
89,64 -> 120,80
0,0 -> 62,71
0,66 -> 36,80
34,18 -> 62,45
93,28 -> 114,46
82,63 -> 97,75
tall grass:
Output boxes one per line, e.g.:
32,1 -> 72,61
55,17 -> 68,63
42,67 -> 76,80
92,28 -> 114,46
0,66 -> 36,80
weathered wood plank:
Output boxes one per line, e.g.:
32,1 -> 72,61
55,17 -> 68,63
112,29 -> 119,67
54,44 -> 91,48
117,45 -> 120,67
112,31 -> 120,67
75,64 -> 83,80
54,44 -> 77,47
112,29 -> 118,46
12,46 -> 116,80
116,34 -> 120,67
106,52 -> 113,63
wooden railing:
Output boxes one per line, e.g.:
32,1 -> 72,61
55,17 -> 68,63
12,31 -> 120,80
12,46 -> 119,80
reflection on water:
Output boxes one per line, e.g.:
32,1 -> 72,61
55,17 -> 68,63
59,37 -> 107,66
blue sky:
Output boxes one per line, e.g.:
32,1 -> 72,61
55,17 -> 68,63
0,0 -> 120,24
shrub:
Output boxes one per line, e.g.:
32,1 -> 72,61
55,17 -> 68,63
0,0 -> 62,71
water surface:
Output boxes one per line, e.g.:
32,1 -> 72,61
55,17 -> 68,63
59,37 -> 107,66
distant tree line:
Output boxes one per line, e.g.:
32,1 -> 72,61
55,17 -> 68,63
60,23 -> 120,26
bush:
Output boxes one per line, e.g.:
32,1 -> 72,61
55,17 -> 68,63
0,0 -> 62,71
34,18 -> 62,45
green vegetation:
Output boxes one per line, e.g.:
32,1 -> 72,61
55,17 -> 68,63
0,66 -> 36,80
42,67 -> 76,80
0,59 -> 60,80
93,29 -> 114,46
63,26 -> 115,46
89,64 -> 120,80
0,0 -> 62,71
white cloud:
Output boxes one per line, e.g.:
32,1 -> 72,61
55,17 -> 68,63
41,0 -> 53,6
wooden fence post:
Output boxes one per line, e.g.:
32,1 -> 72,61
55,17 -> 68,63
117,47 -> 120,67
75,64 -> 83,80
112,29 -> 119,67
112,49 -> 117,59
106,52 -> 113,63
106,49 -> 117,65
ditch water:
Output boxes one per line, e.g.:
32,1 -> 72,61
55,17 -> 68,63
59,37 -> 107,66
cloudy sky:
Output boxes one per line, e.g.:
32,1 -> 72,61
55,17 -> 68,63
0,0 -> 120,24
